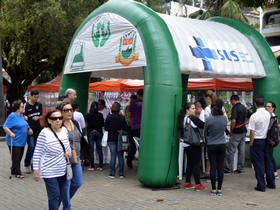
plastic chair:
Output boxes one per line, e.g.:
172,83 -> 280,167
133,136 -> 140,151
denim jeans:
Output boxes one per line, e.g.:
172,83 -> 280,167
66,158 -> 83,201
88,130 -> 103,168
24,135 -> 35,167
108,141 -> 124,176
44,175 -> 70,210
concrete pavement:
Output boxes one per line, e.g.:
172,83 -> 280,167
0,141 -> 279,210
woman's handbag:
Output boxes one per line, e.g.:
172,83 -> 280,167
101,131 -> 108,147
69,128 -> 78,165
183,118 -> 204,146
66,158 -> 73,180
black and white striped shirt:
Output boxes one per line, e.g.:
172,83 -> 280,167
33,127 -> 71,178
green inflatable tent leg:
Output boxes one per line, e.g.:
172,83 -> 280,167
59,72 -> 91,117
60,0 -> 182,187
209,17 -> 280,168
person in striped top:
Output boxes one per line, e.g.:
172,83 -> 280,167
33,109 -> 71,210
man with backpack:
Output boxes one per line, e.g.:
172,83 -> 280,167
248,96 -> 275,192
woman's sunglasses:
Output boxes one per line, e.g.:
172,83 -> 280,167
63,108 -> 73,113
49,116 -> 63,121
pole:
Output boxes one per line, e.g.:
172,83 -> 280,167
0,38 -> 5,127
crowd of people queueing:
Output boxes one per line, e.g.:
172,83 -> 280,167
178,91 -> 278,195
2,87 -> 279,209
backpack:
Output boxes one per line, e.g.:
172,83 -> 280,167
266,114 -> 280,147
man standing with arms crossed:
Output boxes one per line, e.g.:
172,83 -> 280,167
24,89 -> 42,173
249,96 -> 275,191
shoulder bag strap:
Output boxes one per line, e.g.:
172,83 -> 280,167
71,122 -> 76,150
72,119 -> 82,137
50,127 -> 66,154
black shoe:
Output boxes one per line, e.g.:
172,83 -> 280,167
266,185 -> 276,189
234,170 -> 243,174
254,187 -> 265,192
224,170 -> 231,175
127,160 -> 133,169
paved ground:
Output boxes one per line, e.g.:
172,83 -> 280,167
0,141 -> 279,210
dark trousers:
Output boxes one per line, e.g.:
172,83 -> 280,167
207,144 -> 226,190
185,146 -> 201,185
88,130 -> 103,168
250,139 -> 275,191
24,135 -> 36,167
8,146 -> 24,176
127,128 -> 140,162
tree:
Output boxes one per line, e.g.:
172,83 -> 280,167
181,0 -> 273,23
0,0 -> 105,103
135,0 -> 166,12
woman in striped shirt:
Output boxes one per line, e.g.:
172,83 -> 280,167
33,109 -> 71,210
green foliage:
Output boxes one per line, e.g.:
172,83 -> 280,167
221,0 -> 248,23
0,0 -> 104,103
135,0 -> 166,12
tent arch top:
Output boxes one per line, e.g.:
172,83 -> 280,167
60,0 -> 280,187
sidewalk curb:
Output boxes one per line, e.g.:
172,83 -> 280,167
0,137 -> 5,142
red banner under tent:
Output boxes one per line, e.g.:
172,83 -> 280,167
23,74 -> 253,92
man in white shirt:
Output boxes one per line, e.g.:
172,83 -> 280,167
248,96 -> 275,192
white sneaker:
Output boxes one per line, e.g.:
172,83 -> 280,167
25,167 -> 31,174
108,175 -> 115,179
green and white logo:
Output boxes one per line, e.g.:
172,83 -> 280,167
92,17 -> 111,47
71,42 -> 85,71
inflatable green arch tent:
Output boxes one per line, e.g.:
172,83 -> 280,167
60,0 -> 280,188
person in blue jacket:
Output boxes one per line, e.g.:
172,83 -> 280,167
3,100 -> 31,178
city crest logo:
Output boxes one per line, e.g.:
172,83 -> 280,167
92,16 -> 111,48
115,30 -> 139,66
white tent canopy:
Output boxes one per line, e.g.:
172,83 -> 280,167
64,13 -> 266,79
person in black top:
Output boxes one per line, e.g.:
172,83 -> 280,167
178,103 -> 206,191
85,101 -> 104,171
225,95 -> 251,174
24,89 -> 42,173
105,102 -> 128,178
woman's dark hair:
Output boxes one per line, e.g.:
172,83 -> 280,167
11,100 -> 22,112
198,97 -> 207,109
89,101 -> 99,113
178,104 -> 187,139
58,101 -> 72,112
44,109 -> 61,128
267,101 -> 276,112
111,102 -> 120,113
211,99 -> 224,116
178,103 -> 194,138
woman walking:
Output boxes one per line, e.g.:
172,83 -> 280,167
105,102 -> 128,178
178,103 -> 206,191
3,100 -> 31,179
85,101 -> 104,171
58,101 -> 83,201
204,99 -> 227,196
265,101 -> 279,179
33,109 -> 71,210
